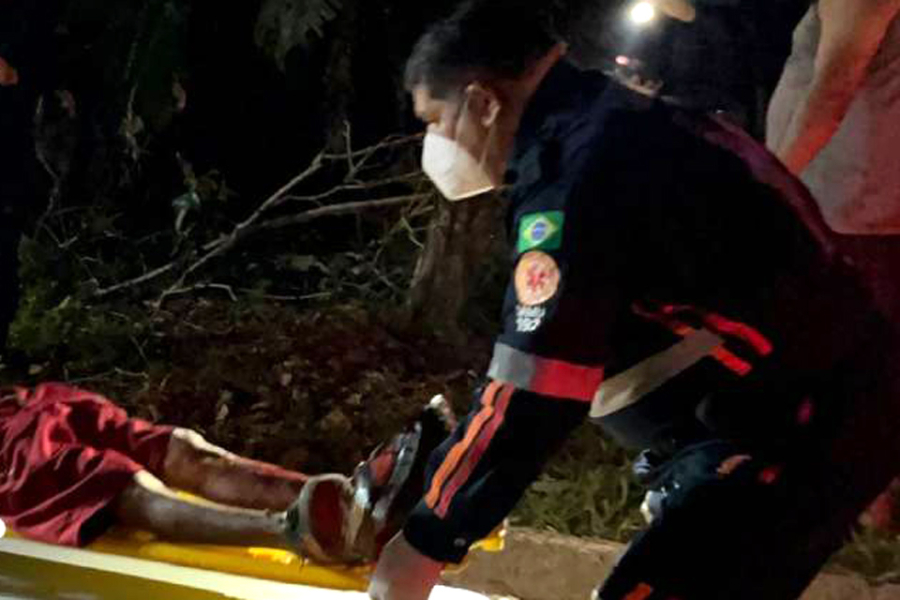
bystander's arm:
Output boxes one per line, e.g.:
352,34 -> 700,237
776,0 -> 900,174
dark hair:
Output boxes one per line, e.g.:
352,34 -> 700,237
404,0 -> 558,99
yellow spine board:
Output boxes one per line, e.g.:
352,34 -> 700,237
6,524 -> 504,591
90,530 -> 372,591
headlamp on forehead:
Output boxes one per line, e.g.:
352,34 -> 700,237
627,0 -> 696,25
629,1 -> 658,25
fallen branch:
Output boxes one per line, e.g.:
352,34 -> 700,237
156,282 -> 239,307
248,193 -> 431,234
164,192 -> 430,297
94,262 -> 176,299
321,133 -> 422,162
279,171 -> 424,207
236,290 -> 334,302
91,133 -> 425,300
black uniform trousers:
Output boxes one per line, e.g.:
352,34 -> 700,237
598,322 -> 900,600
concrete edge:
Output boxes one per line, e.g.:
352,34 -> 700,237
443,528 -> 900,600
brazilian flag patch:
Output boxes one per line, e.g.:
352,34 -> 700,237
518,211 -> 565,253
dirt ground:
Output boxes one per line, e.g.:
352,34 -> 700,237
94,299 -> 491,475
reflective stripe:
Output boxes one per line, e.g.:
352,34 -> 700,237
590,328 -> 724,419
425,382 -> 502,510
491,326 -> 740,419
434,384 -> 515,518
711,346 -> 752,376
631,302 -> 774,373
702,312 -> 773,356
488,343 -> 603,402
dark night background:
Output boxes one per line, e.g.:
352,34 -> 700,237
7,0 -> 895,580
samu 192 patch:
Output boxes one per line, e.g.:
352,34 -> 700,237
516,305 -> 546,333
517,211 -> 564,253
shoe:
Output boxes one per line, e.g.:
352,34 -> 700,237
284,474 -> 364,564
352,395 -> 456,556
283,396 -> 456,565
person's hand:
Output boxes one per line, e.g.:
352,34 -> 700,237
368,532 -> 443,600
0,56 -> 19,87
653,0 -> 696,22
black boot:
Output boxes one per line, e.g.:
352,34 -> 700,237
353,395 -> 456,557
284,396 -> 456,565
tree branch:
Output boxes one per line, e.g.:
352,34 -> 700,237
90,133 -> 424,300
157,282 -> 239,307
279,171 -> 424,207
238,152 -> 326,227
321,133 -> 422,162
180,192 -> 429,283
248,193 -> 431,234
94,262 -> 176,299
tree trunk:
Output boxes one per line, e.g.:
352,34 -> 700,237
407,195 -> 506,343
321,1 -> 357,152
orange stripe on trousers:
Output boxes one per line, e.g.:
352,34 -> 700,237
623,583 -> 654,600
425,381 -> 501,510
435,384 -> 515,518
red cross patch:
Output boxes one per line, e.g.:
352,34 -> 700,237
514,251 -> 561,307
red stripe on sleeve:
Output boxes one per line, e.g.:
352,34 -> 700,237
530,359 -> 604,402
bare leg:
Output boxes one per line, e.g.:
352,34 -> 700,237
114,471 -> 289,549
160,429 -> 306,512
155,431 -> 358,560
116,470 -> 354,562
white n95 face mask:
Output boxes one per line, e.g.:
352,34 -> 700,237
422,132 -> 496,201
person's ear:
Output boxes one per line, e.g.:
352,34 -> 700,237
465,83 -> 502,128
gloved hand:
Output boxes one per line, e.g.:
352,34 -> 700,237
368,532 -> 444,600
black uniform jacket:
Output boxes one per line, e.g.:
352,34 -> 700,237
403,60 -> 880,563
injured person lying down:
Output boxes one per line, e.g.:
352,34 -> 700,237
0,383 -> 454,564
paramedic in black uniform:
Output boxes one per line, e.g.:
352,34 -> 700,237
368,2 -> 900,599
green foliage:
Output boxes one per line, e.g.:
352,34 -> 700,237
514,424 -> 645,541
9,235 -> 156,378
11,293 -> 150,377
255,0 -> 344,69
130,0 -> 190,134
